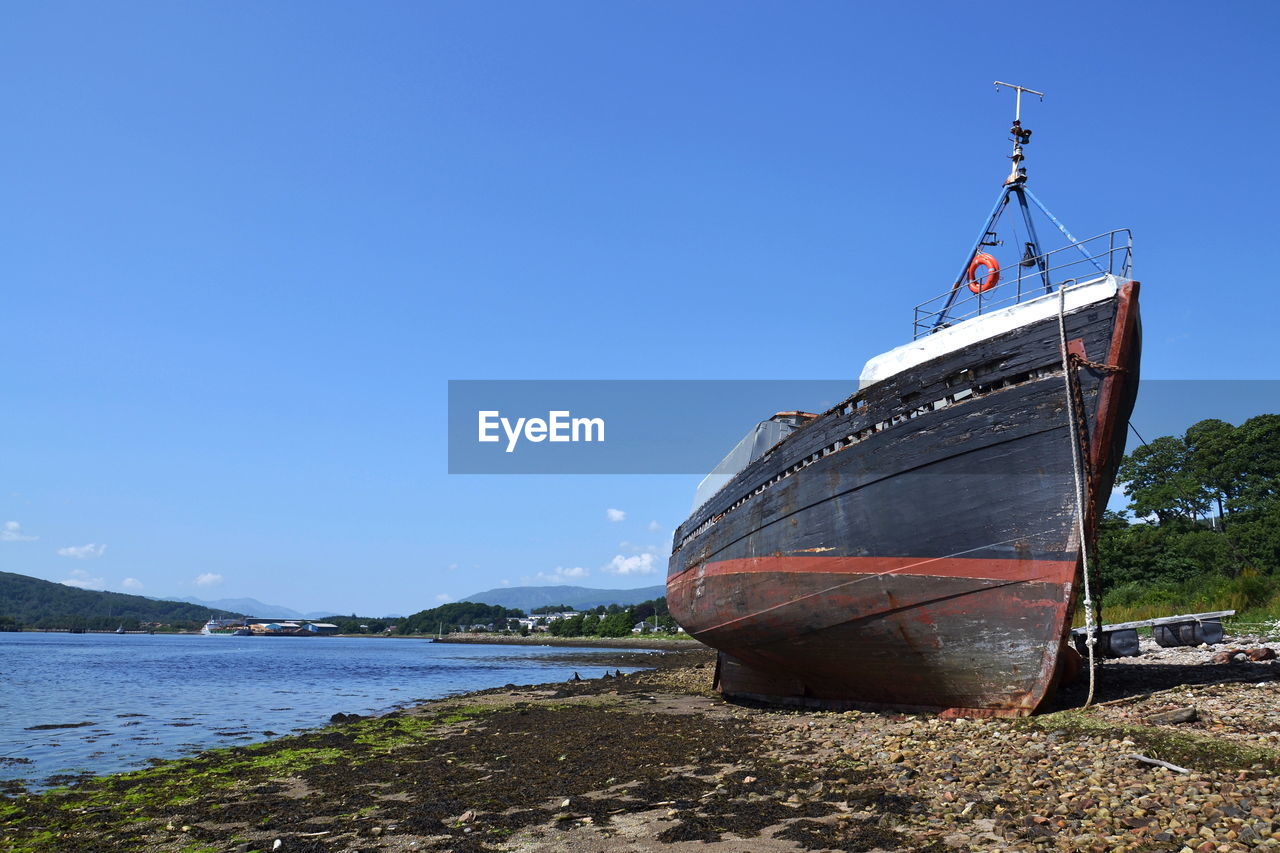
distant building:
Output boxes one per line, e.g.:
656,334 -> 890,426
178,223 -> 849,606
306,623 -> 339,635
544,612 -> 577,622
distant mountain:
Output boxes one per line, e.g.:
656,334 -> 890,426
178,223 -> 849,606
0,570 -> 238,629
459,584 -> 665,611
170,596 -> 344,621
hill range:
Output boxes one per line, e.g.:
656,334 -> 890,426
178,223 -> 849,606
460,584 -> 665,612
1,571 -> 661,629
163,596 -> 358,621
0,571 -> 239,628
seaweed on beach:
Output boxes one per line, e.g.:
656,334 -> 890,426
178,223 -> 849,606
2,660 -> 777,852
774,817 -> 908,851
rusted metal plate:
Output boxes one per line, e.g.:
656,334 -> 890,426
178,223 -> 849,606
672,557 -> 1073,713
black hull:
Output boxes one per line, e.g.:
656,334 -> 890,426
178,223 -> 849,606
668,280 -> 1141,714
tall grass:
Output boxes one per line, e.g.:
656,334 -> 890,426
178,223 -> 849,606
1073,570 -> 1280,630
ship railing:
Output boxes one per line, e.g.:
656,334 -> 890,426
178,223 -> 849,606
912,229 -> 1132,339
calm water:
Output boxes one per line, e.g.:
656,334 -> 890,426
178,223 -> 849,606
0,632 -> 655,790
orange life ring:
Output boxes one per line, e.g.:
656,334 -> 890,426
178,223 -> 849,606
967,252 -> 1000,294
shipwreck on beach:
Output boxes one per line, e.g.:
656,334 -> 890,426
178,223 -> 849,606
668,84 -> 1142,716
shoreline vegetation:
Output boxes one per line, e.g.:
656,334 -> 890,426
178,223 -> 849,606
5,644 -> 1280,852
1092,415 -> 1280,628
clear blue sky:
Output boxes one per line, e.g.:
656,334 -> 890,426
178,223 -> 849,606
3,2 -> 1277,616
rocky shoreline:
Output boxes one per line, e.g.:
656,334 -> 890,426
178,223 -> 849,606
3,642 -> 1279,852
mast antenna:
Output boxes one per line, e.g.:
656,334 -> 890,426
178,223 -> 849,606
994,81 -> 1044,122
993,81 -> 1044,186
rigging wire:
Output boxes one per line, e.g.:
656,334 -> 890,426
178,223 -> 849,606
1059,287 -> 1097,708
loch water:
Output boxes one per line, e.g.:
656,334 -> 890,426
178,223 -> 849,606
0,632 -> 655,790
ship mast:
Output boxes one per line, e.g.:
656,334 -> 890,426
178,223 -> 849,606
996,81 -> 1041,188
933,82 -> 1104,330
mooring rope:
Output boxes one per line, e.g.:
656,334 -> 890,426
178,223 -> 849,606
1058,285 -> 1097,707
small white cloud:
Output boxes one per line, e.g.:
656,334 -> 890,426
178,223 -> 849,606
529,566 -> 590,584
446,563 -> 459,572
121,577 -> 144,590
647,520 -> 662,533
434,593 -> 454,603
61,568 -> 106,590
618,541 -> 660,555
194,572 -> 224,588
499,579 -> 511,586
605,508 -> 626,523
603,553 -> 658,576
57,543 -> 107,559
2,521 -> 37,542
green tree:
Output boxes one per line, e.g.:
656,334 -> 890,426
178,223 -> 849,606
1117,435 -> 1212,524
397,602 -> 524,635
633,597 -> 669,623
598,609 -> 635,637
550,613 -> 584,636
1103,414 -> 1280,585
1185,418 -> 1237,526
1096,517 -> 1205,588
0,571 -> 240,630
1229,415 -> 1280,518
1225,504 -> 1280,572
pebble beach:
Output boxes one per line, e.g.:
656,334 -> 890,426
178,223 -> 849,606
3,638 -> 1279,853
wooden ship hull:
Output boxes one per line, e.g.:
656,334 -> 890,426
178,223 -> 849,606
668,276 -> 1140,716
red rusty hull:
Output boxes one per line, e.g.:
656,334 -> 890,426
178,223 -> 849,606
668,281 -> 1140,715
669,556 -> 1077,715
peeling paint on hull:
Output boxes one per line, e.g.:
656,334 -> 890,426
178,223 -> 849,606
670,560 -> 1074,715
668,282 -> 1141,715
